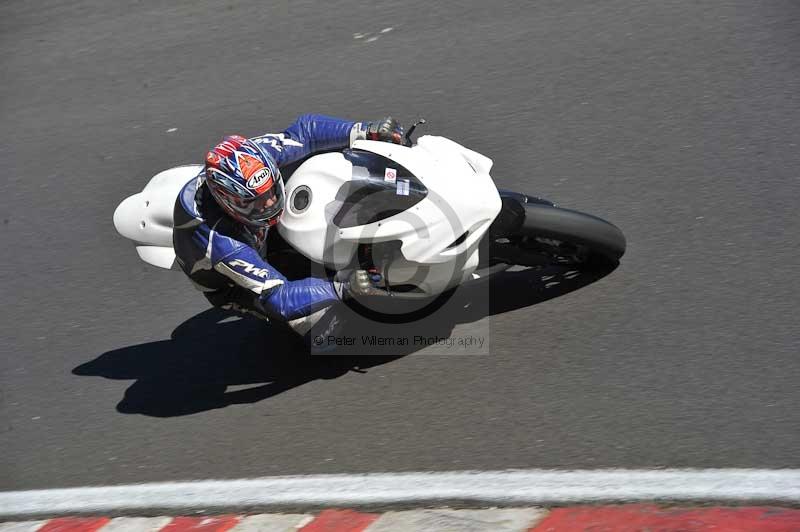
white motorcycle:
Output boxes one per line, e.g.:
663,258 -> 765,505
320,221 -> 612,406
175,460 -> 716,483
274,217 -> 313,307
114,123 -> 625,315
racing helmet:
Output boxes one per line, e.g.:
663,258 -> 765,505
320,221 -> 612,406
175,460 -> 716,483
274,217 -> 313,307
204,135 -> 285,227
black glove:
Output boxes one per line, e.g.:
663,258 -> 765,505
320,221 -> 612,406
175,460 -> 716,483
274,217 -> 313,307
338,269 -> 390,299
366,117 -> 405,145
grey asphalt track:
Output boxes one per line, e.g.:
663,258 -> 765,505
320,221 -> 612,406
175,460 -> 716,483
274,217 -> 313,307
1,0 -> 799,491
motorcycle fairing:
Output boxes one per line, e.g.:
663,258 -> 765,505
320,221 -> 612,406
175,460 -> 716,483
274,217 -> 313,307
279,136 -> 502,294
113,164 -> 203,269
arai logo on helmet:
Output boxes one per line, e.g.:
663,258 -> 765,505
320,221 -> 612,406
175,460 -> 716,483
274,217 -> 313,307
246,168 -> 272,190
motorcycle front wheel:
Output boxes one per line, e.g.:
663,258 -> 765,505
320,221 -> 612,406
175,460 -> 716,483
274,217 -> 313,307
489,194 -> 626,268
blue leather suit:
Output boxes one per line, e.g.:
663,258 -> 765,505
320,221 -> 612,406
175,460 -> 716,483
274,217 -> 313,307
172,114 -> 356,324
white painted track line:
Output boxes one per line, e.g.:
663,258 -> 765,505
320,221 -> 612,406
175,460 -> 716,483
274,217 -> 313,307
365,508 -> 546,532
1,469 -> 799,518
230,514 -> 314,531
98,517 -> 173,531
0,522 -> 46,532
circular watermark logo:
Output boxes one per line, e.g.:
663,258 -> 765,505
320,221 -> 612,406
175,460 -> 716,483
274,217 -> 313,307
318,183 -> 471,322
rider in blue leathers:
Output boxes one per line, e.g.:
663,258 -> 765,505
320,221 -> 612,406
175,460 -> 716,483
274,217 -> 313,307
173,114 -> 402,336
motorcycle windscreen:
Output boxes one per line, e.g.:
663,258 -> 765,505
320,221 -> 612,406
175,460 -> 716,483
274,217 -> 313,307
332,149 -> 428,228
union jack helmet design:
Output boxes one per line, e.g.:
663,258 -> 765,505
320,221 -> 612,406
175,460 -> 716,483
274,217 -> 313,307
204,135 -> 285,227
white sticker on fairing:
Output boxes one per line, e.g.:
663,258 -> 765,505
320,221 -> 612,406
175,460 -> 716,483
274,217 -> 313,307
384,167 -> 397,183
396,179 -> 410,196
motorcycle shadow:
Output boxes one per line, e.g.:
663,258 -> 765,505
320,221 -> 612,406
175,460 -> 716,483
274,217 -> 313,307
73,262 -> 617,417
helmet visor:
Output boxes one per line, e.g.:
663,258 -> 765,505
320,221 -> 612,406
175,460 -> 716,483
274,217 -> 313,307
229,182 -> 285,225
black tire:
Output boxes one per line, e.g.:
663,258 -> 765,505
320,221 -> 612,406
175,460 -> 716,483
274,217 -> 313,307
482,195 -> 626,270
517,202 -> 626,263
